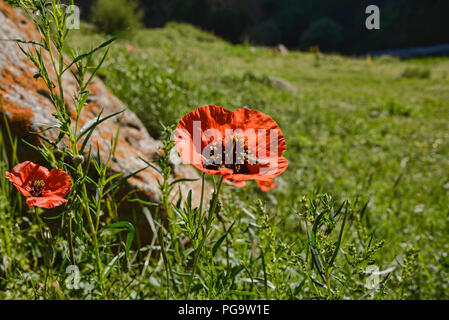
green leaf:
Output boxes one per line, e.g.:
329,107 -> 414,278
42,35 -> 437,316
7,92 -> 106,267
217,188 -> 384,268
0,38 -> 46,49
84,48 -> 109,89
212,221 -> 235,257
329,201 -> 349,267
304,218 -> 326,281
63,32 -> 124,73
78,109 -> 125,149
330,200 -> 345,220
360,201 -> 369,219
230,265 -> 245,278
138,156 -> 162,174
127,198 -> 159,207
312,210 -> 326,243
104,172 -> 124,185
169,177 -> 200,187
103,164 -> 151,196
103,252 -> 125,279
103,221 -> 135,258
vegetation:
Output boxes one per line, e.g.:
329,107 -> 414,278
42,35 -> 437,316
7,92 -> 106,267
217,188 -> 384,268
1,0 -> 449,300
90,0 -> 143,35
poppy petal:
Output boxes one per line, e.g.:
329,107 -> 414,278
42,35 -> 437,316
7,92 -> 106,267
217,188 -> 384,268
257,179 -> 277,192
43,169 -> 73,197
26,195 -> 68,209
10,161 -> 50,185
224,156 -> 288,182
5,171 -> 32,196
175,105 -> 233,166
224,179 -> 246,188
232,108 -> 287,150
231,108 -> 286,157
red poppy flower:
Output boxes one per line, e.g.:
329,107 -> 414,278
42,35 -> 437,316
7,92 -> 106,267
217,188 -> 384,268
175,105 -> 288,191
5,161 -> 72,209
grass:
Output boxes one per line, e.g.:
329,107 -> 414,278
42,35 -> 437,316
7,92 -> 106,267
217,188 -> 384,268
1,10 -> 449,299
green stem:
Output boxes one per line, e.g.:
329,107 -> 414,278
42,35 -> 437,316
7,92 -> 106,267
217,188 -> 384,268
80,180 -> 106,298
198,172 -> 205,215
34,207 -> 53,298
186,175 -> 224,298
158,226 -> 176,298
68,213 -> 76,266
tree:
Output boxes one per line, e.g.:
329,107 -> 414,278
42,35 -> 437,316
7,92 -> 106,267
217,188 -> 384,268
300,18 -> 343,52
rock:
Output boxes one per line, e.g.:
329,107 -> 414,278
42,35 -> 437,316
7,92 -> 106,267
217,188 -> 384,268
0,1 -> 205,240
271,77 -> 296,92
277,44 -> 289,55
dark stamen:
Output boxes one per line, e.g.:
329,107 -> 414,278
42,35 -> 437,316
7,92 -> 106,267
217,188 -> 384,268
28,180 -> 45,197
204,135 -> 251,174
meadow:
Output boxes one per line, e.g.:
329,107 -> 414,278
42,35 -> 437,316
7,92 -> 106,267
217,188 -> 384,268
1,2 -> 449,299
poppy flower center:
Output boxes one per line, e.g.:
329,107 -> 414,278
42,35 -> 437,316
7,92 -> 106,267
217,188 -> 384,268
203,135 -> 251,174
28,179 -> 45,197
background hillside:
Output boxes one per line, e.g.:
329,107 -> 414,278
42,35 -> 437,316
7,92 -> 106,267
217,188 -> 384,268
75,0 -> 449,53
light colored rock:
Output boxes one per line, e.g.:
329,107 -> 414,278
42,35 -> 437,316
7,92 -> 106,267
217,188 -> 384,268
277,44 -> 289,55
271,77 -> 296,92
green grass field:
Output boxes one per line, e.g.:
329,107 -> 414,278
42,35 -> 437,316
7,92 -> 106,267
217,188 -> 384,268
1,17 -> 449,299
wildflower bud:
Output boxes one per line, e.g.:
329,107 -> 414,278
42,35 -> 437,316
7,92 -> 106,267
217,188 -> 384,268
73,155 -> 84,167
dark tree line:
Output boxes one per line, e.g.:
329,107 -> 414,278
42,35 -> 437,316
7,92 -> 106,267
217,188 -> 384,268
76,0 -> 449,54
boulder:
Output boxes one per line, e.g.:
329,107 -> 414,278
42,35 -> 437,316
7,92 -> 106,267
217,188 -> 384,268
0,1 -> 205,240
276,44 -> 289,55
271,77 -> 296,92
